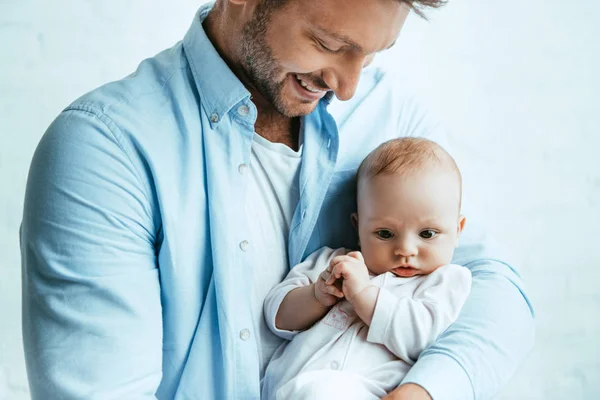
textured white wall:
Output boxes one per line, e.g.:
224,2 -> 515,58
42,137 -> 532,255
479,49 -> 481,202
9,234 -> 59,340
1,1 -> 598,399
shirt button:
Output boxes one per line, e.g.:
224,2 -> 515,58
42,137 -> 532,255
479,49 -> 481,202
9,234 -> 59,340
240,240 -> 249,251
238,163 -> 248,175
237,105 -> 250,116
210,113 -> 219,123
240,329 -> 251,341
330,361 -> 339,370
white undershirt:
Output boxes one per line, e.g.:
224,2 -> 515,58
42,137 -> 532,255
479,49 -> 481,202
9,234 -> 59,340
246,133 -> 302,378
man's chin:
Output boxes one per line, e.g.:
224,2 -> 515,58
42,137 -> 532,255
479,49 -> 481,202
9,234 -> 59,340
272,79 -> 325,117
276,99 -> 320,118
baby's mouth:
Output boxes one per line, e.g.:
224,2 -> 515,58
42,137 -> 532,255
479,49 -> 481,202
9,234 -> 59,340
391,266 -> 419,277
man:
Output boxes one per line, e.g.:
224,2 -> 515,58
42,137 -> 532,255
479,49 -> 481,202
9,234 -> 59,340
21,0 -> 534,399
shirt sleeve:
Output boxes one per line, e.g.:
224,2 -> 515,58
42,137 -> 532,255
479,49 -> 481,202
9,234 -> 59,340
367,265 -> 472,365
394,83 -> 536,399
20,107 -> 162,399
263,246 -> 345,340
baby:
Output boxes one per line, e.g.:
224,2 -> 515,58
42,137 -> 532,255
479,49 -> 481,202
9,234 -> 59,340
261,137 -> 471,399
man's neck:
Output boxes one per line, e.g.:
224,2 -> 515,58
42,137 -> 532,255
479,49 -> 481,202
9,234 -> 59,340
203,7 -> 300,150
254,110 -> 300,150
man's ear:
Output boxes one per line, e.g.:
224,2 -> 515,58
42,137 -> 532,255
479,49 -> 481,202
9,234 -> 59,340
455,215 -> 466,248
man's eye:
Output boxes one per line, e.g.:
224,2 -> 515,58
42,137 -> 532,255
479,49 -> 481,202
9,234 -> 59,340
419,230 -> 437,239
376,230 -> 394,240
317,40 -> 341,54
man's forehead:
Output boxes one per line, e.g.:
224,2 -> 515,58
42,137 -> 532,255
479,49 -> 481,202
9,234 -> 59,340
286,0 -> 408,54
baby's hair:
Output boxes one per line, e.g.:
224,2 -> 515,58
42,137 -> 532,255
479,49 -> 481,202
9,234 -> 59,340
357,137 -> 462,205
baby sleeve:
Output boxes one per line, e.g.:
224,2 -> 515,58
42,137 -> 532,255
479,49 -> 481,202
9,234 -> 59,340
263,246 -> 346,340
367,264 -> 472,364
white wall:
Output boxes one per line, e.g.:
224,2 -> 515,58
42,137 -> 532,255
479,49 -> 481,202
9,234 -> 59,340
1,1 -> 598,398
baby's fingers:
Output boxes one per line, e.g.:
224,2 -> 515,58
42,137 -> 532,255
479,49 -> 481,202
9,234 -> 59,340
323,283 -> 344,298
347,251 -> 364,263
319,269 -> 331,283
331,262 -> 352,282
330,255 -> 354,268
325,271 -> 336,285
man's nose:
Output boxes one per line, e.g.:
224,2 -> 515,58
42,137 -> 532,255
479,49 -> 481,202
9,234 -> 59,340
322,54 -> 370,101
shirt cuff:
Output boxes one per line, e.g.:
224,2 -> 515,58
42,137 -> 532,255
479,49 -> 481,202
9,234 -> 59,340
401,353 -> 474,400
366,287 -> 395,346
264,284 -> 301,340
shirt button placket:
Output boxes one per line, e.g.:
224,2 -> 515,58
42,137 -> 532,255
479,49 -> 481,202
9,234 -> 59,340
239,329 -> 250,341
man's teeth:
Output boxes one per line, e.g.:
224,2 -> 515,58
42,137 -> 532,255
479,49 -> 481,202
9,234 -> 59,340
296,75 -> 321,93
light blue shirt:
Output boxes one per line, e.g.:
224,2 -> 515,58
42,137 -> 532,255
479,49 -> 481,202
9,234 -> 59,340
21,5 -> 534,400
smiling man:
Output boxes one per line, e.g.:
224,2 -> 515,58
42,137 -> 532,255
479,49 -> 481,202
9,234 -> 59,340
21,0 -> 534,399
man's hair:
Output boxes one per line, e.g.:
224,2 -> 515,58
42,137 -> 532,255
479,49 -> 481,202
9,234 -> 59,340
259,0 -> 447,19
407,0 -> 447,6
357,137 -> 462,204
407,0 -> 447,19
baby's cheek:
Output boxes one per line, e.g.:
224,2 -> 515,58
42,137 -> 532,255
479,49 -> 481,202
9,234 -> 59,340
366,256 -> 389,275
431,244 -> 455,266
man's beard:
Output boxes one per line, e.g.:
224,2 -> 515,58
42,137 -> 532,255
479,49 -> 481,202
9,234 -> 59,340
239,4 -> 314,117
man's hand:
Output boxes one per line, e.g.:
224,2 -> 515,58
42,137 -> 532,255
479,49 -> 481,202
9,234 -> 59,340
325,251 -> 371,301
383,384 -> 433,400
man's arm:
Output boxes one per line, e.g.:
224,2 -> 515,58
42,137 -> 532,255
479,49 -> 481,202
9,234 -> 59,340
397,252 -> 535,400
21,109 -> 162,399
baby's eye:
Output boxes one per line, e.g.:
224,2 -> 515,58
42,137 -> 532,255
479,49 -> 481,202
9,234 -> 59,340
419,230 -> 437,239
376,230 -> 394,240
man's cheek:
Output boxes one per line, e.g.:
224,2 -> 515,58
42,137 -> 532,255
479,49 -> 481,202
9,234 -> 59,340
279,48 -> 329,74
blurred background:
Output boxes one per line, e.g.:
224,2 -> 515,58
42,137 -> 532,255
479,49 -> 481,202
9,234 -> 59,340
1,0 -> 598,398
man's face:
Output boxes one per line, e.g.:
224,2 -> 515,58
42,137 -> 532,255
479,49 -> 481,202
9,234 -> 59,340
355,168 -> 465,278
239,0 -> 410,117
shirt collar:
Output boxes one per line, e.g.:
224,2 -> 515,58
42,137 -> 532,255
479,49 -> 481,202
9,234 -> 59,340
183,3 -> 251,126
183,3 -> 335,126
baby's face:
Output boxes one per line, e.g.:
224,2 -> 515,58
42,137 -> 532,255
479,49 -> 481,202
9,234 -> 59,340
355,167 -> 465,278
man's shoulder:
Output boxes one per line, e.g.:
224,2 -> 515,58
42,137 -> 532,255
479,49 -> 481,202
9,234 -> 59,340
65,42 -> 192,127
326,67 -> 437,171
40,42 -> 202,188
327,67 -> 421,124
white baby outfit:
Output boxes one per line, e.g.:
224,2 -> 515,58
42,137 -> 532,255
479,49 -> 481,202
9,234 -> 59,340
262,246 -> 472,400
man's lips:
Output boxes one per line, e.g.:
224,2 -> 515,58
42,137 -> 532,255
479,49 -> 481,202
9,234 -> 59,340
295,74 -> 329,92
291,75 -> 327,101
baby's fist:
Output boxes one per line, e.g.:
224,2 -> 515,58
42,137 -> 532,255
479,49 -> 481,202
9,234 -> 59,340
314,268 -> 344,307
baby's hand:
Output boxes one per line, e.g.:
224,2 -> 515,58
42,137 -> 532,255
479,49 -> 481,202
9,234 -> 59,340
326,251 -> 371,302
314,265 -> 345,308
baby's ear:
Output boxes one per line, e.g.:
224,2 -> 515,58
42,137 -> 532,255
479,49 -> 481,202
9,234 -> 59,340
455,215 -> 466,247
351,212 -> 359,230
351,213 -> 360,246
